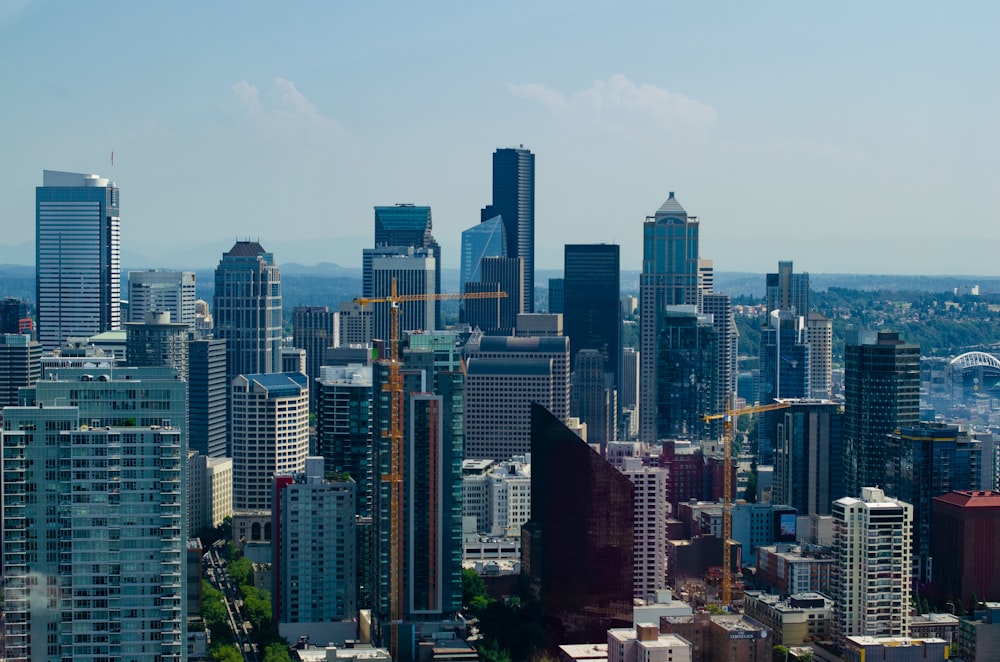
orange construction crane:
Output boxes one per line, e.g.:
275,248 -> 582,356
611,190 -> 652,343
354,279 -> 506,659
703,399 -> 790,606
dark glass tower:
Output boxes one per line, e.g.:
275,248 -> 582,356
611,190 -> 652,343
655,306 -> 717,441
188,338 -> 228,457
843,331 -> 920,498
523,403 -> 634,643
640,192 -> 699,442
462,256 -> 523,335
564,244 -> 621,408
489,147 -> 535,312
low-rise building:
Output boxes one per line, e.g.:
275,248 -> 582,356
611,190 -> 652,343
842,636 -> 948,662
908,612 -> 959,646
743,591 -> 832,644
755,543 -> 833,595
660,613 -> 772,662
608,624 -> 691,662
957,602 -> 1000,662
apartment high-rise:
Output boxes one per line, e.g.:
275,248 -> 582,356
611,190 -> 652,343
640,192 -> 699,442
485,147 -> 535,311
832,487 -> 913,644
127,270 -> 196,329
807,312 -> 833,399
316,363 -> 373,518
622,459 -> 669,597
273,458 -> 357,626
564,244 -> 622,406
230,372 -> 310,514
702,292 -> 738,433
36,170 -> 121,350
338,301 -> 373,346
844,332 -> 920,498
460,214 -> 506,294
213,240 -> 283,381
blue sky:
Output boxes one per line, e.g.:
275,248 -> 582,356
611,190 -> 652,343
1,1 -> 997,274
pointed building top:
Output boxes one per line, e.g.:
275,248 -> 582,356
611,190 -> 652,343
655,191 -> 688,219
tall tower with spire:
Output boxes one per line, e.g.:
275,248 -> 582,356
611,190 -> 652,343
639,192 -> 700,443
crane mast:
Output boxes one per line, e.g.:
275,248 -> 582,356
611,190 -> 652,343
703,399 -> 790,606
354,279 -> 506,659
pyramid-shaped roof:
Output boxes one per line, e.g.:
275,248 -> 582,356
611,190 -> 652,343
655,192 -> 687,218
226,240 -> 268,257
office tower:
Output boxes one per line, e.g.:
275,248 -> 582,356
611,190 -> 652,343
640,192 -> 699,442
187,452 -> 233,534
548,277 -> 564,314
886,423 -> 982,581
461,455 -> 531,536
460,214 -> 506,295
564,243 -> 622,403
931,490 -> 1000,607
274,458 -> 357,625
127,270 -> 196,328
338,300 -> 373,346
464,335 -> 570,460
463,256 -> 523,335
571,348 -> 615,452
125,310 -> 189,380
844,332 -> 920,498
832,487 -> 913,644
36,170 -> 121,350
758,310 -> 812,463
316,363 -> 373,517
522,403 -> 634,643
484,147 -> 535,311
773,400 -> 844,517
655,306 -> 718,441
516,313 -> 563,337
0,333 -> 40,407
364,246 -> 437,342
807,312 -> 833,399
3,406 -> 184,661
766,260 -> 810,318
370,343 -> 464,657
213,240 -> 282,381
189,338 -> 228,457
293,306 -> 339,387
702,292 -> 738,421
622,459 -> 668,597
373,204 -> 442,329
230,372 -> 310,513
0,297 -> 29,334
699,258 -> 715,294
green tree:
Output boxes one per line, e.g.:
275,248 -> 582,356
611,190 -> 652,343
241,585 -> 273,629
227,555 -> 253,586
476,638 -> 512,662
462,567 -> 489,609
199,581 -> 232,643
773,644 -> 790,662
971,591 -> 981,611
263,642 -> 292,662
208,643 -> 243,662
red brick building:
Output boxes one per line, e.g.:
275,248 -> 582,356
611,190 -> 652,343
932,491 -> 1000,605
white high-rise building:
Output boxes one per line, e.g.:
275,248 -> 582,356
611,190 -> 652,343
231,373 -> 310,514
127,270 -> 196,328
807,312 -> 833,399
461,456 -> 532,536
832,487 -> 913,645
622,458 -> 669,597
36,170 -> 121,350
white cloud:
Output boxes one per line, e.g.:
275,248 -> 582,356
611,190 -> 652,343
231,77 -> 344,142
509,74 -> 717,133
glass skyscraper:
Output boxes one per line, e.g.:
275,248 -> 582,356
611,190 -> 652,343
213,241 -> 283,381
459,214 -> 506,294
373,204 -> 441,329
36,170 -> 121,350
485,147 -> 535,312
639,192 -> 699,442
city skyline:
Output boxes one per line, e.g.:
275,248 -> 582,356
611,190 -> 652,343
1,3 -> 998,275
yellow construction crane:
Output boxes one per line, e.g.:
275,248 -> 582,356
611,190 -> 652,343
354,279 -> 506,659
703,399 -> 790,606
